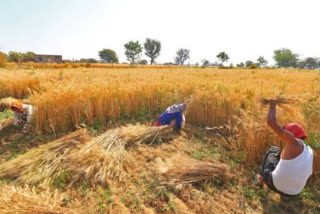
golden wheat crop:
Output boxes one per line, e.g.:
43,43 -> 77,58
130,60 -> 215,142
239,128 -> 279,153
0,67 -> 318,163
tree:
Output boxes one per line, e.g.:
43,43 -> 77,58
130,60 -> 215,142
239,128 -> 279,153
236,62 -> 245,68
304,57 -> 318,69
257,56 -> 267,67
124,41 -> 143,64
22,51 -> 35,62
139,59 -> 148,65
80,58 -> 98,63
174,48 -> 190,65
298,57 -> 318,69
273,48 -> 298,68
216,52 -> 229,66
0,52 -> 7,67
201,59 -> 210,67
63,59 -> 73,63
245,60 -> 253,68
7,51 -> 24,68
99,49 -> 119,63
7,51 -> 21,62
144,38 -> 161,65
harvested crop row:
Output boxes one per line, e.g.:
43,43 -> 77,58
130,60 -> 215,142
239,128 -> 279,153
0,124 -> 173,186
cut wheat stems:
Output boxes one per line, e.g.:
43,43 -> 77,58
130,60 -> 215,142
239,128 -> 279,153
259,96 -> 298,106
0,185 -> 77,214
0,129 -> 89,186
160,160 -> 229,187
67,124 -> 173,185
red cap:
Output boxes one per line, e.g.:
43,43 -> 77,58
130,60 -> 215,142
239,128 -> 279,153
283,123 -> 307,140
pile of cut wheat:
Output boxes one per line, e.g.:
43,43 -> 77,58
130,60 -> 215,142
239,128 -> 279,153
159,155 -> 229,188
0,185 -> 77,214
67,124 -> 173,185
0,129 -> 89,185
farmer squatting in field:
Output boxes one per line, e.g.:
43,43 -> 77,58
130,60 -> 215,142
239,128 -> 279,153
255,98 -> 317,196
155,103 -> 186,129
10,100 -> 34,133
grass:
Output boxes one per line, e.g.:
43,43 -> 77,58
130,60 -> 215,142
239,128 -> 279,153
98,188 -> 112,212
160,201 -> 176,213
242,186 -> 259,200
0,110 -> 12,120
305,133 -> 320,150
51,170 -> 72,190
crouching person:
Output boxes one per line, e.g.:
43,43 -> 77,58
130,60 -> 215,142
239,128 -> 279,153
10,100 -> 34,133
255,98 -> 317,197
155,103 -> 186,130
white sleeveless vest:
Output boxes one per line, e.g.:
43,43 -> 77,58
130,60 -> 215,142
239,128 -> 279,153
272,141 -> 313,195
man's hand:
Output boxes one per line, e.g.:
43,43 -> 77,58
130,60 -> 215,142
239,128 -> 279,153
23,123 -> 29,133
17,120 -> 25,126
269,98 -> 281,106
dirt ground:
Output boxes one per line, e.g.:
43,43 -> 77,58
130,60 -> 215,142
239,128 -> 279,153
0,115 -> 319,214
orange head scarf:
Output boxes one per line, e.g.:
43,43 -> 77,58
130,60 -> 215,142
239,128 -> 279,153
10,100 -> 23,112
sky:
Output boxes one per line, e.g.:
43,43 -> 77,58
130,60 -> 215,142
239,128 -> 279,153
0,0 -> 319,65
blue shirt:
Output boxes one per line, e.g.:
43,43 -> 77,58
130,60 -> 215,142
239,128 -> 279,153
158,111 -> 182,129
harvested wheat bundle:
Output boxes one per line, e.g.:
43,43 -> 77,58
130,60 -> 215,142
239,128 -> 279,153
0,129 -> 89,185
0,116 -> 14,131
66,124 -> 173,185
259,96 -> 298,106
0,185 -> 76,214
259,95 -> 303,119
0,97 -> 30,112
159,156 -> 229,187
66,135 -> 128,185
117,124 -> 172,145
0,97 -> 15,112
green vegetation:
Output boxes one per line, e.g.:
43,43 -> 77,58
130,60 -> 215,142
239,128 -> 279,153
51,170 -> 71,190
98,48 -> 119,63
0,110 -> 12,120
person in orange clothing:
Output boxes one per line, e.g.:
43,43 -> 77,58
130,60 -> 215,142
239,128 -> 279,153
10,100 -> 34,133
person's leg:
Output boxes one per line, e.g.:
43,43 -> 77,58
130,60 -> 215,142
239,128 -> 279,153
181,114 -> 186,128
181,121 -> 185,128
256,146 -> 280,186
259,146 -> 280,175
169,119 -> 176,128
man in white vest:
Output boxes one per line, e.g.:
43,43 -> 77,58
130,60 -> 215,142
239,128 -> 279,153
255,98 -> 317,196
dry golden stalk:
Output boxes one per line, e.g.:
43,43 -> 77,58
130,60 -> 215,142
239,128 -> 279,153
159,157 -> 229,187
259,96 -> 298,106
0,97 -> 31,112
259,95 -> 303,119
66,135 -> 128,185
0,185 -> 77,214
0,117 -> 14,131
0,129 -> 89,185
0,97 -> 16,112
66,124 -> 172,185
117,124 -> 172,145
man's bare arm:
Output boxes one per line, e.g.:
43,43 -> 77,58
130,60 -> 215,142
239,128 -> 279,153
266,100 -> 296,144
312,150 -> 318,175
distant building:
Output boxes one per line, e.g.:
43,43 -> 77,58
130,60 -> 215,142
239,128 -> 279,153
34,54 -> 63,63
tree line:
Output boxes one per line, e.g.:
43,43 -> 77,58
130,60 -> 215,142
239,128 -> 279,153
1,40 -> 319,69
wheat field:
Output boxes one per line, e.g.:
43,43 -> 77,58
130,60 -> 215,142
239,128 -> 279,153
0,67 -> 319,213
1,67 -> 318,161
